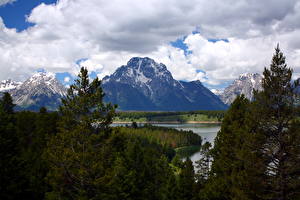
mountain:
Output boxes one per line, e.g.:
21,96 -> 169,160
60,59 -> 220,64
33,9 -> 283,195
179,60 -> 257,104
102,57 -> 227,111
0,79 -> 22,92
9,72 -> 67,111
219,73 -> 263,105
210,89 -> 224,96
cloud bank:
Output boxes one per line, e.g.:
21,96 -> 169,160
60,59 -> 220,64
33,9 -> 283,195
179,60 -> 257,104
0,0 -> 300,88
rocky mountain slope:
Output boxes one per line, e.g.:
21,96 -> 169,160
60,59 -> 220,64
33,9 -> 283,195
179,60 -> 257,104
102,57 -> 227,111
219,73 -> 263,105
9,72 -> 67,111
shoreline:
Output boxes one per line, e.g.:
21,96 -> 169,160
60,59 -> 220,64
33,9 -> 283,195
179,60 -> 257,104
112,121 -> 221,124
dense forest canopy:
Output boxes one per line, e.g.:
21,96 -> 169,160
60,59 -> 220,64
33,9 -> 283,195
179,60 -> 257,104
115,110 -> 225,122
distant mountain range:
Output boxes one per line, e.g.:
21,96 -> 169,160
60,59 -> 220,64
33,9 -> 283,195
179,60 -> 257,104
216,73 -> 300,105
1,72 -> 67,111
0,57 -> 228,111
0,64 -> 265,111
102,57 -> 227,111
216,73 -> 263,105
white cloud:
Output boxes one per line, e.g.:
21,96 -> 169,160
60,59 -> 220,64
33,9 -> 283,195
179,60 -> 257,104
64,76 -> 70,83
0,0 -> 300,88
0,0 -> 16,6
148,32 -> 300,86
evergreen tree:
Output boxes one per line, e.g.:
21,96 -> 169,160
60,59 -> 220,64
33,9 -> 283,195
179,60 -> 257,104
45,67 -> 116,199
165,172 -> 179,200
0,92 -> 21,199
178,158 -> 195,200
59,67 -> 116,132
1,92 -> 15,114
252,45 -> 300,200
23,108 -> 59,199
201,95 -> 264,200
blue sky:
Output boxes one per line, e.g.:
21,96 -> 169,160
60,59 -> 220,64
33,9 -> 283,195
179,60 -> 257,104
0,0 -> 57,31
0,0 -> 299,90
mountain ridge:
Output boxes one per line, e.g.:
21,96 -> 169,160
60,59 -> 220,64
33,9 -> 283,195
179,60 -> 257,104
1,57 -> 227,111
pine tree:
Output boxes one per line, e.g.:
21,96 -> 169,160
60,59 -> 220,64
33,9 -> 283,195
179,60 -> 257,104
1,92 -> 15,114
45,67 -> 116,199
252,45 -> 300,200
59,67 -> 116,132
165,172 -> 179,200
178,158 -> 195,200
200,95 -> 264,200
24,108 -> 59,199
0,92 -> 21,199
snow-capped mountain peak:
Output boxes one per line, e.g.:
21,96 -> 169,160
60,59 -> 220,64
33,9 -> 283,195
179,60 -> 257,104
29,71 -> 55,83
103,57 -> 176,97
219,73 -> 263,105
102,57 -> 227,111
9,71 -> 67,111
108,57 -> 173,84
22,71 -> 66,96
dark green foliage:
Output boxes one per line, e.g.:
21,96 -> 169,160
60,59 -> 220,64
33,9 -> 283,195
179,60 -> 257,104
116,125 -> 202,160
116,110 -> 226,122
165,171 -> 179,200
178,158 -> 196,200
15,110 -> 59,199
1,92 -> 14,114
109,134 -> 174,200
0,93 -> 20,200
201,95 -> 254,200
0,93 -> 59,200
172,154 -> 184,169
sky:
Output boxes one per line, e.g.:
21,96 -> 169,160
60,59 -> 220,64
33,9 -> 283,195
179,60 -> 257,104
0,0 -> 300,89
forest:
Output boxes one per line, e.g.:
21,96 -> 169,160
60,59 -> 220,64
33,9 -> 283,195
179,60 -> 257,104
115,110 -> 225,123
1,46 -> 300,200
